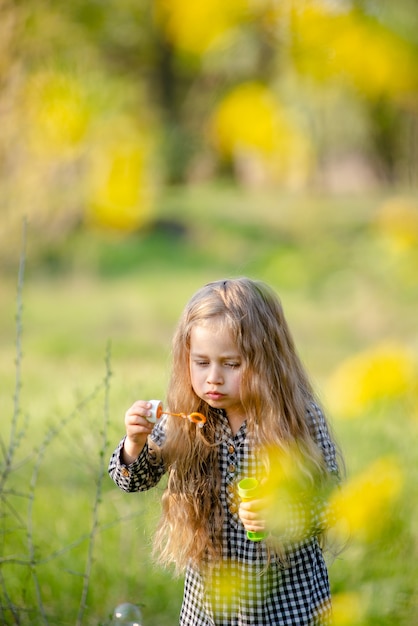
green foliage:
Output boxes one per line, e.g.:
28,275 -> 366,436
1,186 -> 418,624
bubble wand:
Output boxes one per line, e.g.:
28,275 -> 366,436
147,400 -> 206,428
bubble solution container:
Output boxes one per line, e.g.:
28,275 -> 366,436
146,400 -> 164,423
237,477 -> 267,542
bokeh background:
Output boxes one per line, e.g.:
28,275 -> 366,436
1,1 -> 417,624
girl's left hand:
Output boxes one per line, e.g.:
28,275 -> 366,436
238,497 -> 268,535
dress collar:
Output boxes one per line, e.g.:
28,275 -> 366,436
215,408 -> 247,442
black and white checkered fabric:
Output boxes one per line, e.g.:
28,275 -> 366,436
109,404 -> 339,625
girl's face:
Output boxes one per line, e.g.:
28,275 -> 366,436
189,322 -> 245,422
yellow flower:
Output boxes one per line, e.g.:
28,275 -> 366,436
86,118 -> 155,232
263,443 -> 320,539
330,457 -> 403,542
332,591 -> 365,626
326,343 -> 416,419
291,3 -> 417,99
25,71 -> 90,154
210,82 -> 313,185
155,0 -> 248,55
205,561 -> 241,608
211,82 -> 279,156
375,197 -> 418,253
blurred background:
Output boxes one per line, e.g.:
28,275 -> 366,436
1,0 -> 417,624
1,0 -> 418,260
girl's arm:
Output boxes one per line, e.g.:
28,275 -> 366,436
108,434 -> 166,492
108,401 -> 167,492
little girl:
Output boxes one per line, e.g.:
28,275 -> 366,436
108,278 -> 342,626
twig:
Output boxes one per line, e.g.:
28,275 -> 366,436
0,219 -> 28,624
21,380 -> 106,625
0,218 -> 27,488
76,342 -> 112,626
0,568 -> 19,625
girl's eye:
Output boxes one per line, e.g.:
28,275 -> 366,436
225,362 -> 240,369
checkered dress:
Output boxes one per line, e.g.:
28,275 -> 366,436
108,404 -> 340,625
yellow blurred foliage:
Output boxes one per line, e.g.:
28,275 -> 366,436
263,443 -> 320,538
375,197 -> 418,253
25,71 -> 90,154
266,443 -> 315,494
326,343 -> 416,419
291,2 -> 418,99
155,0 -> 248,55
210,82 -> 313,186
206,561 -> 239,608
329,457 -> 403,542
332,591 -> 365,626
212,82 -> 279,156
86,118 -> 155,232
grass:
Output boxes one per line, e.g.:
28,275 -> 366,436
1,183 -> 417,624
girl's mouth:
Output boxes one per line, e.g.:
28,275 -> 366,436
206,392 -> 224,401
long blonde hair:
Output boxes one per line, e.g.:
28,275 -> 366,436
153,278 -> 337,573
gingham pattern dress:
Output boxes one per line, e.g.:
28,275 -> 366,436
108,404 -> 339,626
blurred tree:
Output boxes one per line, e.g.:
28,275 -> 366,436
0,0 -> 417,265
210,81 -> 313,187
0,0 -> 159,265
286,1 -> 418,184
86,115 -> 156,231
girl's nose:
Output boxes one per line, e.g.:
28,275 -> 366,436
207,364 -> 223,384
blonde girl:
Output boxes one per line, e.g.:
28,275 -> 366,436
109,278 -> 342,626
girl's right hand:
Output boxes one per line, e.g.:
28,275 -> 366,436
123,400 -> 154,463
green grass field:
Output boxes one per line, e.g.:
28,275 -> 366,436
1,185 -> 417,625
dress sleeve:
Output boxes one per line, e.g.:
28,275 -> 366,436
108,417 -> 167,492
307,402 -> 340,479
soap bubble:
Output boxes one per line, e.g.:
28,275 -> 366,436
112,602 -> 143,626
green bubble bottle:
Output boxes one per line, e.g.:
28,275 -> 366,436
237,477 -> 267,542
